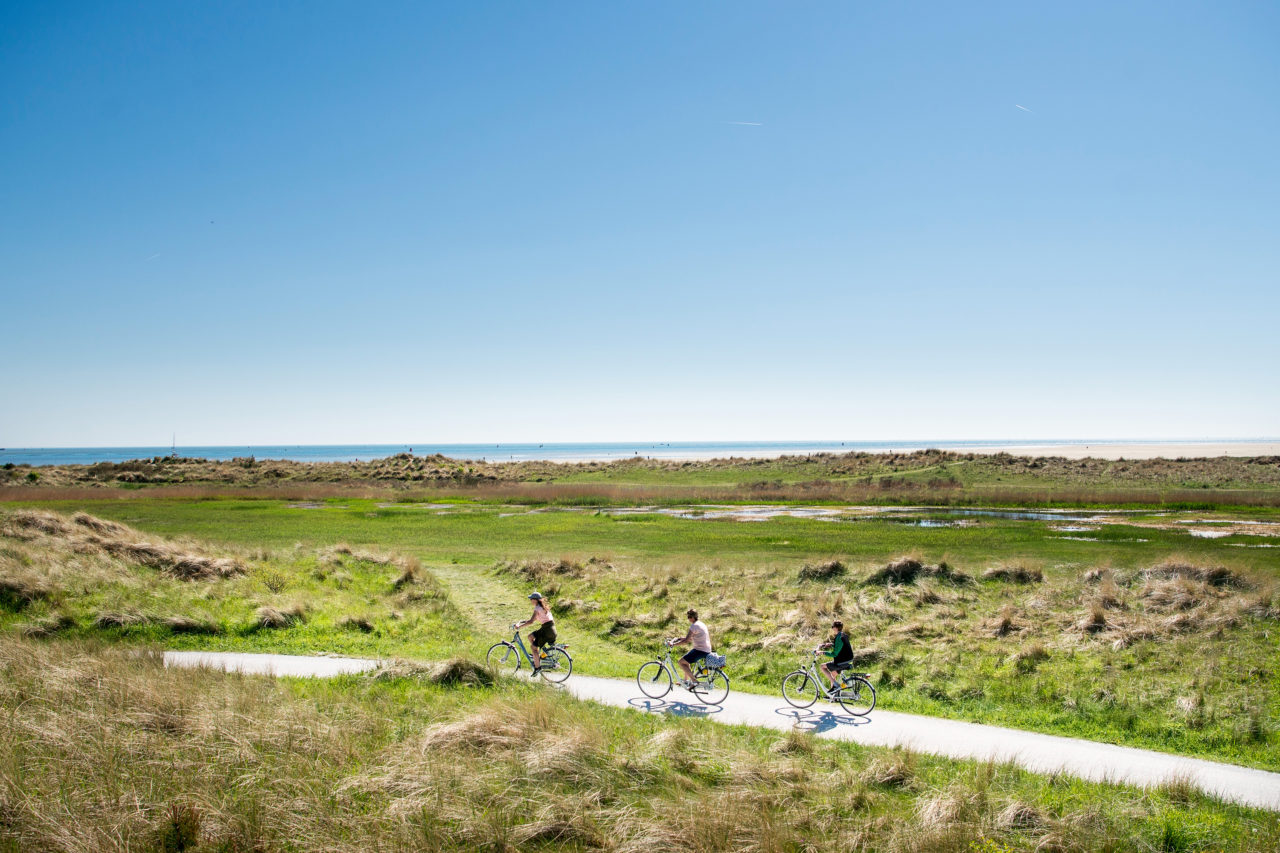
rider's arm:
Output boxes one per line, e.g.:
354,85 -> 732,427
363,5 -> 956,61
825,634 -> 844,659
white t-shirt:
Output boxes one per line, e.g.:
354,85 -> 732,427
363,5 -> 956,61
687,620 -> 711,652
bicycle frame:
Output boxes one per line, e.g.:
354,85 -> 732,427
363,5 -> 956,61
800,650 -> 851,689
508,630 -> 536,668
651,647 -> 712,682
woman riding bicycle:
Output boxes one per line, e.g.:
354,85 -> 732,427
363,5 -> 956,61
668,608 -> 713,690
514,591 -> 555,672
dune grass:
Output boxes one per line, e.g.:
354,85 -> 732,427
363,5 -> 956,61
6,448 -> 1280,508
0,637 -> 1275,853
0,508 -> 476,661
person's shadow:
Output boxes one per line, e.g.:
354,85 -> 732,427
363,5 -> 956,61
628,696 -> 723,719
775,706 -> 871,734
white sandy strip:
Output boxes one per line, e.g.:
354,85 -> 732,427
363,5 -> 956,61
955,442 -> 1280,460
163,652 -> 1280,812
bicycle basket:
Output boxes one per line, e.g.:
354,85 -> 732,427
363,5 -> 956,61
705,653 -> 726,669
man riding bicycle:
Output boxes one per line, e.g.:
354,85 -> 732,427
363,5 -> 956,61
668,608 -> 713,690
818,620 -> 854,693
513,591 -> 555,673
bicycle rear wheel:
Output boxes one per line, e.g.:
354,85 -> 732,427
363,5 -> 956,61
636,661 -> 672,698
836,676 -> 876,716
782,670 -> 819,708
486,642 -> 521,676
538,646 -> 573,683
695,669 -> 729,706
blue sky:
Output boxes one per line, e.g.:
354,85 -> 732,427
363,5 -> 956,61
2,1 -> 1277,445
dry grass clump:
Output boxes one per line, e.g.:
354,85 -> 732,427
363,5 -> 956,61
19,612 -> 76,638
1075,601 -> 1110,634
254,603 -> 306,630
1010,643 -> 1050,673
1241,585 -> 1280,621
162,615 -> 220,634
1096,575 -> 1126,609
1109,626 -> 1156,651
1142,561 -> 1247,589
2,508 -> 246,581
339,614 -> 376,633
860,752 -> 917,789
996,800 -> 1047,831
982,564 -> 1043,584
1082,567 -> 1112,584
93,609 -> 150,629
864,558 -> 970,586
391,561 -> 418,590
849,647 -> 882,666
798,560 -> 846,582
325,543 -> 399,565
0,571 -> 55,609
1141,577 -> 1210,612
989,604 -> 1022,638
499,557 -> 594,584
0,509 -> 73,537
374,657 -> 496,687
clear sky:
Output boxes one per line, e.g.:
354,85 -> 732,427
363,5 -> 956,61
2,1 -> 1277,446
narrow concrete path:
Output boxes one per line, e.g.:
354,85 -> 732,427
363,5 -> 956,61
164,651 -> 1280,813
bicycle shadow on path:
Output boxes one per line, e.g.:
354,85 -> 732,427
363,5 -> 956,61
776,706 -> 872,734
627,696 -> 724,720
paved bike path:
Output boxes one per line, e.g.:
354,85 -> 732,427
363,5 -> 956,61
163,651 -> 1280,813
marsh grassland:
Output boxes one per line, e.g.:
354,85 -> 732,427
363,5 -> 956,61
2,456 -> 1278,850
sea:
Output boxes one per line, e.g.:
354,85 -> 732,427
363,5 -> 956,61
0,439 -> 1221,467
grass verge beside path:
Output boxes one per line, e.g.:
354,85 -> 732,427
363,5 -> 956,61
3,637 -> 1277,853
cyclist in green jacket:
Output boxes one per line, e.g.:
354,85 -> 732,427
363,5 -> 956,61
818,620 -> 854,693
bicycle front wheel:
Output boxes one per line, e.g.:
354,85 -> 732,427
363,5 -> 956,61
486,642 -> 521,676
782,670 -> 819,708
636,661 -> 672,698
538,647 -> 573,683
836,676 -> 876,716
696,670 -> 730,706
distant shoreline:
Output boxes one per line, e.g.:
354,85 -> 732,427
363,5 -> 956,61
1,439 -> 1277,467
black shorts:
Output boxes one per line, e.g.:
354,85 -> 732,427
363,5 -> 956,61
681,649 -> 710,666
531,622 -> 556,647
826,660 -> 853,672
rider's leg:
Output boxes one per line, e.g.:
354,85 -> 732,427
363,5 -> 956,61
821,663 -> 839,689
678,658 -> 694,685
528,634 -> 542,668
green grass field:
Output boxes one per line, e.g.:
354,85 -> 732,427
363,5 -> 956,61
3,498 -> 1277,774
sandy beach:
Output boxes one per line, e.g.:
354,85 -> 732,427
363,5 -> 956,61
956,442 -> 1280,460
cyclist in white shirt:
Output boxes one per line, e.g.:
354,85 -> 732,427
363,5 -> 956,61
668,608 -> 712,690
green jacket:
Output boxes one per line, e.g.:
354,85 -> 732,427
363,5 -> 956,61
825,632 -> 850,661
